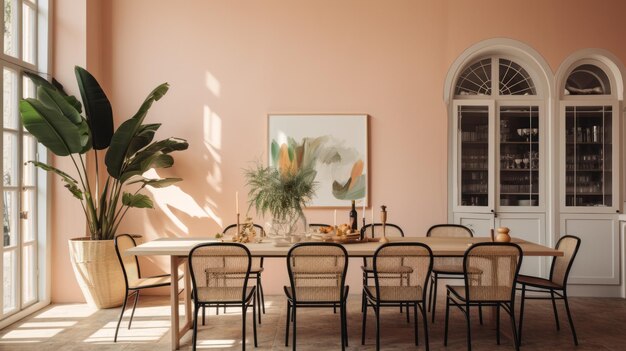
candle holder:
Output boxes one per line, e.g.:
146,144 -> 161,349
379,205 -> 389,243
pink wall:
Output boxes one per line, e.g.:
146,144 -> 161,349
51,0 -> 626,301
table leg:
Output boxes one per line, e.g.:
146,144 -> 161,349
170,256 -> 180,350
184,260 -> 192,332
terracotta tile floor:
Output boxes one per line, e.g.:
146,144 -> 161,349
0,294 -> 624,350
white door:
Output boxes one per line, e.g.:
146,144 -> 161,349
496,213 -> 547,277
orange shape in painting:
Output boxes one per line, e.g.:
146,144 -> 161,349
349,159 -> 364,189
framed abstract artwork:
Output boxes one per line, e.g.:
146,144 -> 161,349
267,114 -> 369,207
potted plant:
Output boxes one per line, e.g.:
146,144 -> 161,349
19,67 -> 188,308
244,139 -> 317,238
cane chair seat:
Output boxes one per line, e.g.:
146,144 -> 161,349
447,285 -> 515,302
196,286 -> 255,302
517,274 -> 562,289
128,274 -> 172,289
284,286 -> 348,302
364,286 -> 423,302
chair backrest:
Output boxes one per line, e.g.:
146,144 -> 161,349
286,242 -> 348,302
188,243 -> 252,302
427,224 -> 473,238
114,234 -> 140,287
463,242 -> 522,302
360,223 -> 404,239
373,243 -> 433,302
549,235 -> 581,287
223,223 -> 265,236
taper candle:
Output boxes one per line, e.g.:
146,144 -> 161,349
362,200 -> 366,219
333,209 -> 337,227
235,191 -> 239,214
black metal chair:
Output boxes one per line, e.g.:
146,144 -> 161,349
444,242 -> 523,351
189,242 -> 257,351
360,223 -> 408,317
284,242 -> 349,351
361,242 -> 433,351
426,224 -> 475,323
113,234 -> 173,342
517,235 -> 581,346
203,223 -> 266,325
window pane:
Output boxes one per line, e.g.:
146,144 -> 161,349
459,105 -> 490,207
3,190 -> 18,247
22,73 -> 35,99
22,3 -> 36,64
21,189 -> 35,242
3,132 -> 19,186
499,59 -> 536,95
22,134 -> 36,186
3,0 -> 19,57
22,244 -> 36,304
455,59 -> 492,96
3,68 -> 19,130
3,250 -> 18,313
566,64 -> 611,95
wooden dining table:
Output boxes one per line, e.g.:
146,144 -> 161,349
126,236 -> 562,350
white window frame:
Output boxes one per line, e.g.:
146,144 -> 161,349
0,0 -> 50,327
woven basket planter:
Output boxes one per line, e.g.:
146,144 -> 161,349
68,237 -> 125,309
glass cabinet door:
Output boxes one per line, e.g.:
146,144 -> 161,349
499,106 -> 540,207
564,105 -> 614,208
457,104 -> 492,209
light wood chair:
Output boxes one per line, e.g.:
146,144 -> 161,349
113,234 -> 172,342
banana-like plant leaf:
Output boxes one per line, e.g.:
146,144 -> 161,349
127,177 -> 182,188
29,161 -> 83,200
38,86 -> 82,124
75,66 -> 114,150
118,138 -> 188,182
127,123 -> 161,156
105,83 -> 170,179
20,99 -> 90,156
24,72 -> 83,113
122,192 -> 153,209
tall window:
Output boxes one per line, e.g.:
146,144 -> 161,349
453,56 -> 545,212
1,0 -> 48,321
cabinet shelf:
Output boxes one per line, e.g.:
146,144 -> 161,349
565,169 -> 611,172
566,193 -> 608,196
500,168 -> 538,172
501,192 -> 539,195
500,141 -> 539,144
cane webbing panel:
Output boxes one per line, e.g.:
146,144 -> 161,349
463,245 -> 520,302
551,237 -> 579,287
116,235 -> 140,283
372,245 -> 431,302
190,244 -> 251,303
287,244 -> 346,303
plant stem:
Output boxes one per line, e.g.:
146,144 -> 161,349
68,154 -> 97,238
94,149 -> 99,206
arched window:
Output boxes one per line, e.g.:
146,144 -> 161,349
450,53 -> 546,213
557,56 -> 622,212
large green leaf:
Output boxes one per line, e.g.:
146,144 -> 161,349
38,86 -> 82,124
104,83 -> 170,178
24,71 -> 83,113
122,192 -> 153,209
75,66 -> 114,150
29,161 -> 83,200
20,99 -> 89,156
118,138 -> 188,182
127,123 -> 161,156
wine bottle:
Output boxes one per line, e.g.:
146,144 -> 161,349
349,200 -> 358,231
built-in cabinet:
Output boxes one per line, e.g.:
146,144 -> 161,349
449,51 -> 624,291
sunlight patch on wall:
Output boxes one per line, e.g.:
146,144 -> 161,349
145,169 -> 223,231
205,71 -> 221,97
204,105 -> 223,193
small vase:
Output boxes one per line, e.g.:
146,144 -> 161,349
266,211 -> 307,241
495,227 -> 511,242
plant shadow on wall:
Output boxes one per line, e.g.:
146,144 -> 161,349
19,67 -> 188,307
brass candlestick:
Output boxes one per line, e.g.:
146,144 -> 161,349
379,205 -> 389,243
